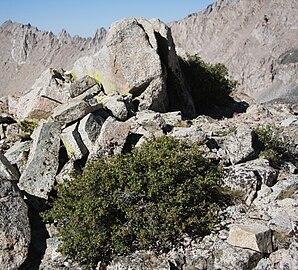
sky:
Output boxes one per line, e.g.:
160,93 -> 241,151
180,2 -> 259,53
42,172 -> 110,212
0,0 -> 214,37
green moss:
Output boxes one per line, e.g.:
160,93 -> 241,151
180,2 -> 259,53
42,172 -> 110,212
70,71 -> 77,81
61,136 -> 76,159
20,118 -> 39,139
82,66 -> 88,75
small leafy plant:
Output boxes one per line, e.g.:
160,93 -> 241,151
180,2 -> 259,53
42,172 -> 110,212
44,136 -> 227,268
179,54 -> 238,115
255,125 -> 289,167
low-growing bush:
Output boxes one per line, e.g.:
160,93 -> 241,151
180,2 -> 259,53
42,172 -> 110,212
255,125 -> 289,167
44,136 -> 228,268
179,54 -> 238,116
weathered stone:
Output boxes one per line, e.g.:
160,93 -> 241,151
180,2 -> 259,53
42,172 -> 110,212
281,116 -> 298,127
55,160 -> 75,185
0,153 -> 20,181
255,241 -> 298,270
72,18 -> 195,116
171,0 -> 298,104
128,110 -> 166,133
15,69 -> 71,120
52,92 -> 102,125
106,250 -> 183,270
0,96 -> 9,114
171,125 -> 206,144
4,140 -> 32,174
77,112 -> 105,152
0,177 -> 30,269
183,230 -> 262,270
102,18 -> 166,112
126,111 -> 183,148
271,199 -> 297,234
72,18 -> 166,111
223,158 -> 278,203
213,242 -> 262,270
90,116 -> 130,158
253,177 -> 298,234
147,19 -> 195,117
0,124 -> 4,139
98,94 -> 129,121
219,127 -> 256,164
5,122 -> 20,138
61,123 -> 88,160
18,120 -> 61,202
69,75 -> 100,98
254,258 -> 274,270
160,111 -> 182,127
126,111 -> 166,147
0,140 -> 9,153
39,225 -> 82,270
227,223 -> 273,253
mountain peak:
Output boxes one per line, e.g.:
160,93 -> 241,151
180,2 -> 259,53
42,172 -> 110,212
171,0 -> 298,103
0,20 -> 106,97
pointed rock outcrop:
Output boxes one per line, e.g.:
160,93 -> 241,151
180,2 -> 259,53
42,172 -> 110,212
72,18 -> 195,117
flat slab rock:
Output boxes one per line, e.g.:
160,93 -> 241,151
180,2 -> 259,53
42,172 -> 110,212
18,120 -> 61,204
227,223 -> 273,253
0,178 -> 31,269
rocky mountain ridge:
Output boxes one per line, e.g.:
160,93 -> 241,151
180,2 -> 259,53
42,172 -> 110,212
171,0 -> 298,103
0,1 -> 297,269
0,20 -> 106,97
1,0 -> 297,104
0,16 -> 297,269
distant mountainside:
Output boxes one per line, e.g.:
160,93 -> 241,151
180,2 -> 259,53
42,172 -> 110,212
0,20 -> 106,97
170,0 -> 298,103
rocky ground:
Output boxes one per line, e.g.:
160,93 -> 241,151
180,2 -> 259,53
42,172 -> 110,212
0,16 -> 297,270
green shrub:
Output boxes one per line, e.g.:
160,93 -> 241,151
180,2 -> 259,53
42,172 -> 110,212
44,136 -> 227,268
179,55 -> 238,115
255,125 -> 289,167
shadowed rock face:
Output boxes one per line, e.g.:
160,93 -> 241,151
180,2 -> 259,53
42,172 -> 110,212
0,20 -> 106,97
170,0 -> 298,103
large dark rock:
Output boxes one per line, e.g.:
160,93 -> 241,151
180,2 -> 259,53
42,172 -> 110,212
0,177 -> 30,269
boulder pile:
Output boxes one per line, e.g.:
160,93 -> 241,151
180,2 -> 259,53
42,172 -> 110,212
0,18 -> 297,270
